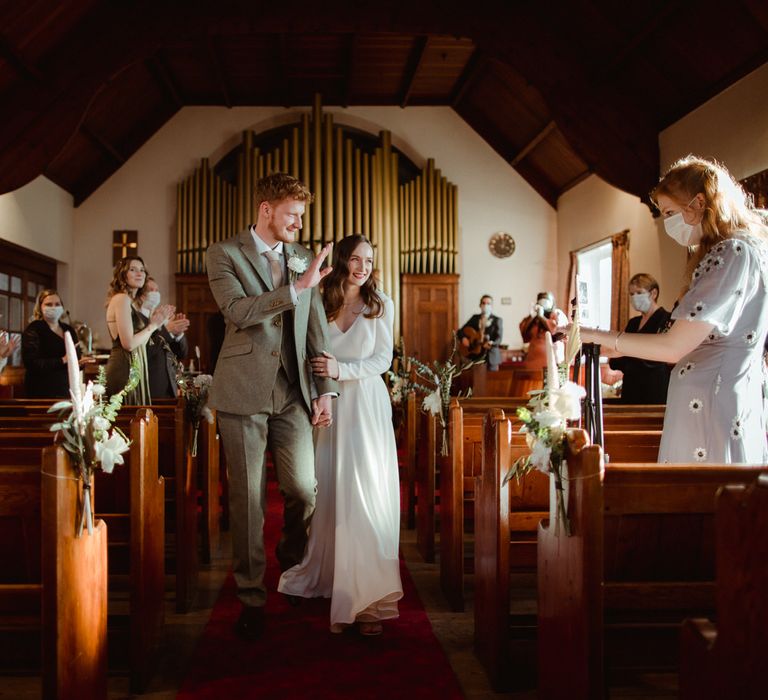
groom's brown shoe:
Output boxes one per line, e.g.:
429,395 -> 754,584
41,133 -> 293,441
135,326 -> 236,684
235,606 -> 265,640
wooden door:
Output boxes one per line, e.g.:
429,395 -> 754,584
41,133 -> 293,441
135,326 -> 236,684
174,275 -> 220,373
401,274 -> 459,364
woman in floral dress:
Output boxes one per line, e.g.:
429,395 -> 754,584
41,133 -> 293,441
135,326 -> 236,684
579,156 -> 768,463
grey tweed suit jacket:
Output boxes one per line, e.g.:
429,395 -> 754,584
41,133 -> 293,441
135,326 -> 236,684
206,230 -> 338,415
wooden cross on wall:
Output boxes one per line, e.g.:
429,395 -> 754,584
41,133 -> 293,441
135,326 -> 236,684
112,230 -> 138,264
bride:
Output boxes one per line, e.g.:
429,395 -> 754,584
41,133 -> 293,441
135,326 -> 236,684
278,234 -> 403,635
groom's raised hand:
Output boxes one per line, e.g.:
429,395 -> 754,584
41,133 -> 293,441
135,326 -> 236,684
294,243 -> 333,293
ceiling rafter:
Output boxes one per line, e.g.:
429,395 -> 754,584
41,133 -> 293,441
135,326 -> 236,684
276,33 -> 290,107
510,120 -> 556,167
399,35 -> 428,108
450,48 -> 484,107
560,168 -> 592,194
146,53 -> 183,108
206,36 -> 232,108
80,124 -> 125,165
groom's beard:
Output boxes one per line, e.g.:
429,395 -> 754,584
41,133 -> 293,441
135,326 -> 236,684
268,220 -> 298,244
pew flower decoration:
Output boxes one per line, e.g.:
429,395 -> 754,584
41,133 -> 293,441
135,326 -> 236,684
178,373 -> 214,457
503,332 -> 585,536
48,333 -> 138,537
408,337 -> 485,456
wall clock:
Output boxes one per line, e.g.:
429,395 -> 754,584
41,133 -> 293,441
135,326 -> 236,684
488,232 -> 515,258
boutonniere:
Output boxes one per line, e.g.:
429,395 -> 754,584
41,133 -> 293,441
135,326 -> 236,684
287,255 -> 308,282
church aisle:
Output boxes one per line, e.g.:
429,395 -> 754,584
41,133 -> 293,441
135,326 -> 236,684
175,480 -> 464,700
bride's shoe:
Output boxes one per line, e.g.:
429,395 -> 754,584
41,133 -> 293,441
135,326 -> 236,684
358,621 -> 383,636
330,623 -> 350,634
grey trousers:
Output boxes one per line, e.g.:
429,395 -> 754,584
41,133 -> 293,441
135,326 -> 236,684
217,369 -> 316,607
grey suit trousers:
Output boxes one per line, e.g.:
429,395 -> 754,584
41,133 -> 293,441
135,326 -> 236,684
217,368 -> 316,607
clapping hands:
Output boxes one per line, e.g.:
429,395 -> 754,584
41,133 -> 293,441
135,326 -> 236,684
0,331 -> 19,359
165,312 -> 190,335
150,304 -> 176,328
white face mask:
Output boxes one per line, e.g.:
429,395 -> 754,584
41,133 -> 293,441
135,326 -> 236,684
143,290 -> 161,311
538,298 -> 553,312
42,306 -> 64,323
663,196 -> 703,246
481,304 -> 492,316
630,291 -> 652,313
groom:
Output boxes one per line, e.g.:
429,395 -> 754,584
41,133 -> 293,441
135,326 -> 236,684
207,173 -> 338,639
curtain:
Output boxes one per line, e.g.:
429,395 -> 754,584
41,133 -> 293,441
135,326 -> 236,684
564,250 -> 577,319
610,230 -> 630,331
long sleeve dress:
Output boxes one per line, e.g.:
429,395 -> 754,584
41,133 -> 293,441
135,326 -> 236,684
21,320 -> 80,398
658,233 -> 768,463
278,293 -> 403,626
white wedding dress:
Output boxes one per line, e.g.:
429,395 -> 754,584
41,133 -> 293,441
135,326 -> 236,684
278,292 -> 403,625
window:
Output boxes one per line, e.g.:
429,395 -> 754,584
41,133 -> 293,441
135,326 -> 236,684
576,241 -> 612,330
0,239 -> 57,366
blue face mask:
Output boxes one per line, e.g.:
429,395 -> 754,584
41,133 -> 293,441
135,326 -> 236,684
481,304 -> 492,316
630,291 -> 652,313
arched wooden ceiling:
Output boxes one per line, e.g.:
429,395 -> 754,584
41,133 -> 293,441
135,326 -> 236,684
0,0 -> 766,207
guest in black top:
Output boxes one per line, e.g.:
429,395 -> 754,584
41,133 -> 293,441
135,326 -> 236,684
138,278 -> 190,401
609,273 -> 672,404
21,289 -> 93,398
458,294 -> 503,370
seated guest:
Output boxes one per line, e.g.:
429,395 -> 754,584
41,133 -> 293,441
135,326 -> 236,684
458,294 -> 503,370
519,291 -> 568,368
22,289 -> 94,398
139,277 -> 190,401
609,273 -> 672,404
0,331 -> 19,374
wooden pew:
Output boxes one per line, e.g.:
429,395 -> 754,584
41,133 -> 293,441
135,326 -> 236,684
0,412 -> 164,692
403,391 -> 418,529
473,408 -> 547,690
415,409 -> 438,562
440,394 -> 661,611
94,410 -> 165,693
0,399 -> 213,612
679,475 -> 768,700
537,439 -> 768,700
0,446 -> 108,698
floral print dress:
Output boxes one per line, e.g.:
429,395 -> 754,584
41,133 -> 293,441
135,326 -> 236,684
658,232 -> 768,464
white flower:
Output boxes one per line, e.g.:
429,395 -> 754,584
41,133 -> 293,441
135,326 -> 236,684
95,431 -> 130,474
422,389 -> 442,416
549,381 -> 586,421
92,416 -> 110,431
533,408 -> 563,430
694,447 -> 707,462
529,439 -> 552,474
689,398 -> 703,413
287,256 -> 308,274
731,416 -> 743,440
201,406 -> 215,425
193,374 -> 214,389
92,383 -> 106,397
743,330 -> 757,344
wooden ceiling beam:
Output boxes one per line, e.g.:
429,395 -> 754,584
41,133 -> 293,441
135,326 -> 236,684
510,120 -> 556,166
559,168 -> 592,195
450,48 -> 484,107
146,54 -> 183,108
276,33 -> 290,107
80,124 -> 125,165
206,36 -> 232,108
399,35 -> 428,108
342,33 -> 357,108
0,33 -> 45,84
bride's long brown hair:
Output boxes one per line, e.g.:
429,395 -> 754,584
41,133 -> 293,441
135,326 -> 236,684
321,234 -> 384,322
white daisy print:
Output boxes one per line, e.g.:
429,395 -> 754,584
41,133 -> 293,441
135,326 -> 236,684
694,447 -> 707,462
711,256 -> 725,268
731,416 -> 743,440
744,330 -> 757,344
689,398 -> 703,413
734,243 -> 744,255
678,361 -> 696,377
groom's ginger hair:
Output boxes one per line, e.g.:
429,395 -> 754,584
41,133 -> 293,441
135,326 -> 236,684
254,173 -> 314,217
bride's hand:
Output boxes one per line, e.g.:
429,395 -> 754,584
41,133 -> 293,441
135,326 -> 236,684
310,351 -> 339,379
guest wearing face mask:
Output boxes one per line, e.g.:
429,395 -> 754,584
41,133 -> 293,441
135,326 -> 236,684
458,294 -> 503,370
21,289 -> 94,398
139,277 -> 190,401
607,273 -> 671,404
577,156 -> 768,464
519,291 -> 568,369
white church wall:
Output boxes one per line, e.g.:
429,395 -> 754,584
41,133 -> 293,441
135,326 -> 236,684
0,175 -> 75,308
73,106 -> 556,351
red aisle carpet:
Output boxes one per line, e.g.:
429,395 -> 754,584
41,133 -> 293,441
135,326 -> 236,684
177,480 -> 464,699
